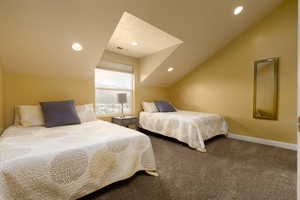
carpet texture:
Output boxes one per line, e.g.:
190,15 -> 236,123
80,132 -> 297,200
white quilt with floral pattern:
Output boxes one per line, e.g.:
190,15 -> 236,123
139,111 -> 228,152
0,120 -> 156,200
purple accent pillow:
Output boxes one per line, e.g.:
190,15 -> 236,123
40,100 -> 81,128
154,101 -> 176,112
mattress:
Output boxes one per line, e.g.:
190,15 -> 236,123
139,111 -> 228,152
0,120 -> 157,200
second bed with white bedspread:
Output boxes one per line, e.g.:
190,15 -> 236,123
139,111 -> 228,152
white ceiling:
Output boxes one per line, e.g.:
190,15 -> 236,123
0,0 -> 284,86
106,12 -> 183,58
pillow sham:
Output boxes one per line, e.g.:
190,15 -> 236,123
154,101 -> 176,112
18,105 -> 45,127
76,104 -> 97,123
40,100 -> 81,128
142,102 -> 158,113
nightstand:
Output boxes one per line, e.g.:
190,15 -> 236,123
111,116 -> 138,129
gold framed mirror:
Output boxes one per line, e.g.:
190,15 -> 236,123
253,57 -> 279,120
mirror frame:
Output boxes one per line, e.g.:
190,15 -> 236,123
253,57 -> 279,120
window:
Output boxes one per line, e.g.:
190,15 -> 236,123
95,67 -> 133,116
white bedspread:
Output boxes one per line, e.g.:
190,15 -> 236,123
0,120 -> 156,200
139,111 -> 228,152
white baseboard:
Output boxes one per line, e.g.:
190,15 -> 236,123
227,133 -> 297,151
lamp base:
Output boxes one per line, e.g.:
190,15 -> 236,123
121,103 -> 125,118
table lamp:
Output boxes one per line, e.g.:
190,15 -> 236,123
117,93 -> 127,118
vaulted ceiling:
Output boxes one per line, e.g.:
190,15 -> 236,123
106,12 -> 183,58
0,0 -> 283,87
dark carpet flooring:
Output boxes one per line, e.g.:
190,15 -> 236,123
80,132 -> 297,200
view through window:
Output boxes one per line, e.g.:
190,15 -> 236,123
95,68 -> 133,115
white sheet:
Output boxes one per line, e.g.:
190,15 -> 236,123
139,111 -> 228,152
0,120 -> 157,200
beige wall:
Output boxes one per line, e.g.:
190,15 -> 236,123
169,0 -> 297,144
3,51 -> 170,127
3,73 -> 94,127
0,63 -> 4,132
297,0 -> 300,197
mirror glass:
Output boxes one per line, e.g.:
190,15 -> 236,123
253,58 -> 278,120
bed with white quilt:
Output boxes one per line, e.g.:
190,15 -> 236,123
0,120 -> 157,200
139,110 -> 228,152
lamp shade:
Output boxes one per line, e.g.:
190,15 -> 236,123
117,93 -> 127,104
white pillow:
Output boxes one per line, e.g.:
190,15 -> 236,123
76,104 -> 97,123
18,105 -> 45,127
142,102 -> 158,113
14,103 -> 97,126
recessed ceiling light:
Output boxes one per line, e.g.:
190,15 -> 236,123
168,67 -> 174,72
72,42 -> 82,51
234,6 -> 244,15
131,42 -> 138,46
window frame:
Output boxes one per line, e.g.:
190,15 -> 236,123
95,67 -> 134,117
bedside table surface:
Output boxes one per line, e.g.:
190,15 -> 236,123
112,116 -> 136,119
111,116 -> 138,128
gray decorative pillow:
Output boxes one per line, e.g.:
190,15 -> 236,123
154,101 -> 176,112
40,100 -> 81,128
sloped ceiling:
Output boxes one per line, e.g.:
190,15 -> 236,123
139,44 -> 181,82
0,0 -> 283,86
